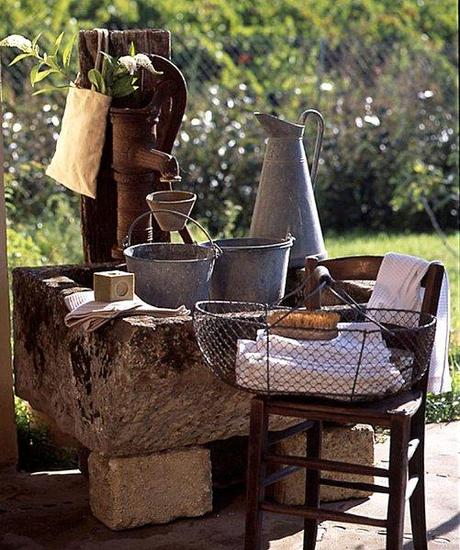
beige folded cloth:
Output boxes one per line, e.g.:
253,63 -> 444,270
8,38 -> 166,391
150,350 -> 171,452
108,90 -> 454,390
64,291 -> 190,332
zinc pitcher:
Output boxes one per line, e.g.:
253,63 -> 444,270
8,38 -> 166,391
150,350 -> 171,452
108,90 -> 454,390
249,109 -> 327,268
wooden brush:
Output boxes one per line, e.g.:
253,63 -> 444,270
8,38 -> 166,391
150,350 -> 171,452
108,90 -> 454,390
268,310 -> 340,340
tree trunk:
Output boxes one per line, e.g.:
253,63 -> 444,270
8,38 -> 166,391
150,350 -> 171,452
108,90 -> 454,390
78,29 -> 171,263
0,97 -> 18,467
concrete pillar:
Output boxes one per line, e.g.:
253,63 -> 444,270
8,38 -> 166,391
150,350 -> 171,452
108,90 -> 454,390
0,93 -> 18,468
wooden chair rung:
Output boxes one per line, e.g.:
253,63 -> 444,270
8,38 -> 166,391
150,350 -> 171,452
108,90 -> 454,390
265,453 -> 390,478
407,438 -> 420,461
268,420 -> 314,446
267,405 -> 392,427
264,466 -> 300,487
319,477 -> 389,494
260,500 -> 388,528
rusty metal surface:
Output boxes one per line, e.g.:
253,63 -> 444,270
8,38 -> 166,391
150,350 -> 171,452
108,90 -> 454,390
110,55 -> 188,257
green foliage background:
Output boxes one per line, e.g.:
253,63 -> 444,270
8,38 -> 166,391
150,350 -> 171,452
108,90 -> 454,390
1,0 -> 458,249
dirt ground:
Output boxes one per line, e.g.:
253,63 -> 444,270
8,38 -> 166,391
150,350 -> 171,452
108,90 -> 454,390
0,422 -> 458,549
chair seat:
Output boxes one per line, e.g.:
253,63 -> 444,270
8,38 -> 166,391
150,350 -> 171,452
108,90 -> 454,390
267,389 -> 423,421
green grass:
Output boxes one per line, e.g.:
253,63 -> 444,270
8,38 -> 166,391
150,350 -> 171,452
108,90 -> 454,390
15,397 -> 77,472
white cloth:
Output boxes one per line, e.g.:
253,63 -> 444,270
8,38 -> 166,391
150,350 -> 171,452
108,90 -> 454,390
367,252 -> 451,394
235,323 -> 407,397
64,291 -> 190,332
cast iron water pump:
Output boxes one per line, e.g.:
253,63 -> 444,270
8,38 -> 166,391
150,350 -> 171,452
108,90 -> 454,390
110,54 -> 191,258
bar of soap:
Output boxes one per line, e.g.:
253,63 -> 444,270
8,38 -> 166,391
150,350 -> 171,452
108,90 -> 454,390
93,270 -> 135,302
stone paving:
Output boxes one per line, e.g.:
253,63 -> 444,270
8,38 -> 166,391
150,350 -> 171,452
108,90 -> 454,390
0,422 -> 458,550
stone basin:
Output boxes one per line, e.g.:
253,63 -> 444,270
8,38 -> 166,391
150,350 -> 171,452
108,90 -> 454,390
12,263 -> 265,457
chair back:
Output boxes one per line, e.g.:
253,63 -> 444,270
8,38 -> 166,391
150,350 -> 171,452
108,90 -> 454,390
304,255 -> 444,316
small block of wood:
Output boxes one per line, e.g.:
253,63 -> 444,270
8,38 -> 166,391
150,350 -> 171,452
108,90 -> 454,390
93,270 -> 134,302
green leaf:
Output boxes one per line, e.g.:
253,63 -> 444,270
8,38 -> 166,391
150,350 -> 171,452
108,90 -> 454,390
88,68 -> 106,94
103,59 -> 114,82
114,84 -> 138,98
100,51 -> 114,64
111,74 -> 136,98
129,41 -> 136,56
100,54 -> 108,79
30,64 -> 39,86
34,68 -> 59,83
44,55 -> 59,70
32,85 -> 70,95
54,32 -> 64,48
32,32 -> 42,48
62,34 -> 76,68
8,52 -> 33,66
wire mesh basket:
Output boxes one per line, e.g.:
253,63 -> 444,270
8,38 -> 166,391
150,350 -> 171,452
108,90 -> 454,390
193,301 -> 437,402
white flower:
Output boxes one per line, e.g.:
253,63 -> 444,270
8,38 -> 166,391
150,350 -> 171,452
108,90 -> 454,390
320,82 -> 333,92
134,53 -> 162,75
118,55 -> 137,75
0,34 -> 32,51
364,115 -> 381,127
118,53 -> 163,76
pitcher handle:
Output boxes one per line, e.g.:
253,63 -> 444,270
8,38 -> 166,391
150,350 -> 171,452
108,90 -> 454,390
298,109 -> 324,189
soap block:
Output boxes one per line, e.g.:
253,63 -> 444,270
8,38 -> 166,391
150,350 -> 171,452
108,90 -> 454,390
93,271 -> 135,302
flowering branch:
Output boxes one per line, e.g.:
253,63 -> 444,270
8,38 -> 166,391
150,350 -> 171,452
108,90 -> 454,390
0,34 -> 162,98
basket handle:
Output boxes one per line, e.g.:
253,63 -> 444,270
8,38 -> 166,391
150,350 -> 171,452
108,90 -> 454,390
125,209 -> 222,257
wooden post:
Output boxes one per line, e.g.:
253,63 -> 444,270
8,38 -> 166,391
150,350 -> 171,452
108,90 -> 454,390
78,29 -> 171,263
0,82 -> 18,469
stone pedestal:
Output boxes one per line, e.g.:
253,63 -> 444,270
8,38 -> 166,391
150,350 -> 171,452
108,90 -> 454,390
273,424 -> 375,504
89,447 -> 212,530
12,264 -> 377,528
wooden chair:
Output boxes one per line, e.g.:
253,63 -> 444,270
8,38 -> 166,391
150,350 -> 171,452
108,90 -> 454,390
244,255 -> 445,550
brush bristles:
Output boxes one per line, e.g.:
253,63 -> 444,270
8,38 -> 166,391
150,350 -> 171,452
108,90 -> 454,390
268,310 -> 340,330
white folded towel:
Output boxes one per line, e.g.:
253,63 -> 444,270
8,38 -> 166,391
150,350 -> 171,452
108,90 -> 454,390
367,252 -> 451,394
235,323 -> 407,397
64,291 -> 190,332
255,323 -> 389,366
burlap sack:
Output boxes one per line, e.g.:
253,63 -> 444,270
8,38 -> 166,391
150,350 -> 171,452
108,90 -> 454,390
46,87 -> 111,198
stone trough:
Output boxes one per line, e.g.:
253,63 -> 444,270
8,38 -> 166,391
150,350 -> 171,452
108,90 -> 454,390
13,264 -> 375,530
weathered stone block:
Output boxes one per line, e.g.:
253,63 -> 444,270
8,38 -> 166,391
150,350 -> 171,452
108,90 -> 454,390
273,424 -> 375,504
12,265 -> 257,457
13,264 -> 374,460
88,447 -> 212,529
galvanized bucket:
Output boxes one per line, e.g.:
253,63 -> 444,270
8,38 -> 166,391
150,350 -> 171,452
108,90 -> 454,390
124,210 -> 220,310
205,236 -> 294,304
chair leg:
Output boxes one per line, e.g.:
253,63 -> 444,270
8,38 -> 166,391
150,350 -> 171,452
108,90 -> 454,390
303,420 -> 322,550
245,397 -> 269,550
409,408 -> 428,550
386,417 -> 410,550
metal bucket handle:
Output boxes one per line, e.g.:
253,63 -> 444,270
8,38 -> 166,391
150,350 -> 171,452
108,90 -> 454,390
125,209 -> 222,258
298,109 -> 324,189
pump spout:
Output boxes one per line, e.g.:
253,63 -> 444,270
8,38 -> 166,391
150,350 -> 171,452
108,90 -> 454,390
134,147 -> 182,183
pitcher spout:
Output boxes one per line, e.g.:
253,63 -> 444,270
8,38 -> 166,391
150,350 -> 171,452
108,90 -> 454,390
254,112 -> 304,138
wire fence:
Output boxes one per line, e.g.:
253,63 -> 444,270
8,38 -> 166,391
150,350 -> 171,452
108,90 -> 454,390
1,32 -> 458,237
